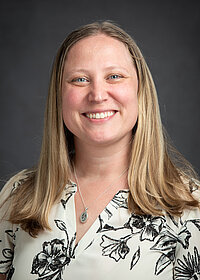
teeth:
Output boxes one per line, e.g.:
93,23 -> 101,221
86,111 -> 115,119
108,111 -> 114,117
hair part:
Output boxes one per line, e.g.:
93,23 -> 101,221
3,21 -> 199,237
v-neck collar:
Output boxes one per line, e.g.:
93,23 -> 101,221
63,182 -> 129,257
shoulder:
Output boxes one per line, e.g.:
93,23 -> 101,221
181,178 -> 200,221
188,178 -> 200,200
173,183 -> 200,273
0,169 -> 33,203
163,178 -> 200,228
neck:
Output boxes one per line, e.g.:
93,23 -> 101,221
73,137 -> 132,180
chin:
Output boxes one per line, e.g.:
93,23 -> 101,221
87,135 -> 125,146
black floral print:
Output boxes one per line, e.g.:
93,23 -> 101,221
31,239 -> 68,278
61,182 -> 76,209
109,190 -> 129,209
100,214 -> 165,271
11,170 -> 32,192
100,235 -> 131,262
0,229 -> 18,277
0,178 -> 200,279
0,248 -> 14,274
189,178 -> 200,193
97,190 -> 129,233
130,247 -> 140,270
31,220 -> 77,280
124,214 -> 164,241
187,219 -> 200,231
99,210 -> 200,277
150,220 -> 198,276
174,246 -> 200,279
100,234 -> 141,270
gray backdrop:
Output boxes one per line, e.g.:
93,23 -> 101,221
0,0 -> 200,189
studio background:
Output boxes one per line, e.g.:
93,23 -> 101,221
0,0 -> 200,190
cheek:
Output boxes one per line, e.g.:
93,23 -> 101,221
114,84 -> 138,110
62,87 -> 85,133
62,92 -> 75,128
62,90 -> 78,108
62,87 -> 83,118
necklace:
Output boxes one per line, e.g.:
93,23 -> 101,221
73,165 -> 128,223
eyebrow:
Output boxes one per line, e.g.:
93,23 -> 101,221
65,69 -> 90,76
103,66 -> 129,72
65,66 -> 130,76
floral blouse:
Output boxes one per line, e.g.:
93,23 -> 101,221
0,171 -> 200,280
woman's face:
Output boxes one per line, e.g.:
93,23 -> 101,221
62,34 -> 138,147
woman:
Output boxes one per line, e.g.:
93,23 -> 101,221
0,21 -> 199,280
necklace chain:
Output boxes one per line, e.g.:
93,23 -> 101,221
73,164 -> 128,223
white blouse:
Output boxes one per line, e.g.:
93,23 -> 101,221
0,171 -> 200,280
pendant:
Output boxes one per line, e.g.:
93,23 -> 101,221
80,208 -> 88,223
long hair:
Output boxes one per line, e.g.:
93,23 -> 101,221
3,21 -> 199,237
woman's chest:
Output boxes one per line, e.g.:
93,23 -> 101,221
10,188 -> 177,279
11,219 -> 175,280
74,189 -> 122,244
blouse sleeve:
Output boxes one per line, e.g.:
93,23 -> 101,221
173,188 -> 200,279
0,170 -> 28,274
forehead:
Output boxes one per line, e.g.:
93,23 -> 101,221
64,34 -> 134,68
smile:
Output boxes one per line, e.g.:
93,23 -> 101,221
85,111 -> 116,119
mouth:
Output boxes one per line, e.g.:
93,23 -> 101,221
83,110 -> 117,120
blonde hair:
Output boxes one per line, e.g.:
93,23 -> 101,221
2,21 -> 199,237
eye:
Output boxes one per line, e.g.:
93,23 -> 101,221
107,74 -> 123,80
71,77 -> 89,83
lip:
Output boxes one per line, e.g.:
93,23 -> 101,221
82,109 -> 117,114
82,110 -> 118,121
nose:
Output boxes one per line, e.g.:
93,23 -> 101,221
88,79 -> 108,103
